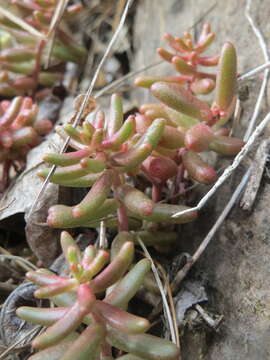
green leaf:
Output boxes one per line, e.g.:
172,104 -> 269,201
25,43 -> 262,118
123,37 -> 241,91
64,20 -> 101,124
214,42 -> 237,112
107,327 -> 180,360
151,82 -> 212,122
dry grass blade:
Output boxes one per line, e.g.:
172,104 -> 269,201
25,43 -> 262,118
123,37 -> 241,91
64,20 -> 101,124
47,0 -> 69,39
172,111 -> 270,218
137,238 -> 178,346
0,6 -> 43,39
171,168 -> 251,291
158,265 -> 180,349
29,0 -> 133,215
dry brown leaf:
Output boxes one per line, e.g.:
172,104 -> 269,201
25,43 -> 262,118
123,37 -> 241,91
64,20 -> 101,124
0,132 -> 63,265
0,97 -> 76,265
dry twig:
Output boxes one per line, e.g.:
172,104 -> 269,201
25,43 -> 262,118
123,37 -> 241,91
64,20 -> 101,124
171,168 -> 251,291
0,253 -> 37,272
239,60 -> 270,80
172,112 -> 270,218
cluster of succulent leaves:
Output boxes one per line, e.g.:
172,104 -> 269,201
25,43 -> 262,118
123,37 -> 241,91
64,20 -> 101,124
0,95 -> 52,189
135,24 -> 219,95
16,231 -> 180,360
0,0 -> 86,96
37,25 -> 245,240
135,24 -> 245,185
38,92 -> 198,254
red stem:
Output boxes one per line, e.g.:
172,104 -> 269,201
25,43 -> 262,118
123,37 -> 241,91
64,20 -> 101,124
152,183 -> 162,202
112,171 -> 129,232
32,39 -> 46,94
117,205 -> 129,232
1,159 -> 11,191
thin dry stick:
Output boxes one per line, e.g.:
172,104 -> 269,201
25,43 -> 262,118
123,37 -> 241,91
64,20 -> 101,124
0,326 -> 40,360
0,254 -> 37,271
0,198 -> 15,212
44,0 -> 69,68
98,220 -> 107,249
29,0 -> 133,215
138,238 -> 178,346
171,168 -> 251,292
0,245 -> 35,272
95,60 -> 163,98
0,7 -> 44,39
113,0 -> 126,30
230,98 -> 241,136
239,60 -> 270,80
172,111 -> 270,218
244,0 -> 270,141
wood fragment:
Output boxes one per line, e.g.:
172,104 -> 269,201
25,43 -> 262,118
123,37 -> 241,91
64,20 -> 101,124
241,140 -> 270,211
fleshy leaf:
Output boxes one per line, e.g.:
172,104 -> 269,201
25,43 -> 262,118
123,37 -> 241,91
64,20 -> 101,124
151,82 -> 213,122
213,42 -> 237,113
90,242 -> 134,293
182,150 -> 217,184
105,257 -> 151,309
209,135 -> 244,155
107,327 -> 180,360
95,300 -> 150,334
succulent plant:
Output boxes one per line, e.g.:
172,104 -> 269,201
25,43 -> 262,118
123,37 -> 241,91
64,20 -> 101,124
0,0 -> 86,96
134,25 -> 244,187
16,231 -> 180,360
0,95 -> 52,190
135,24 -> 219,95
38,93 -> 198,235
14,24 -> 245,358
